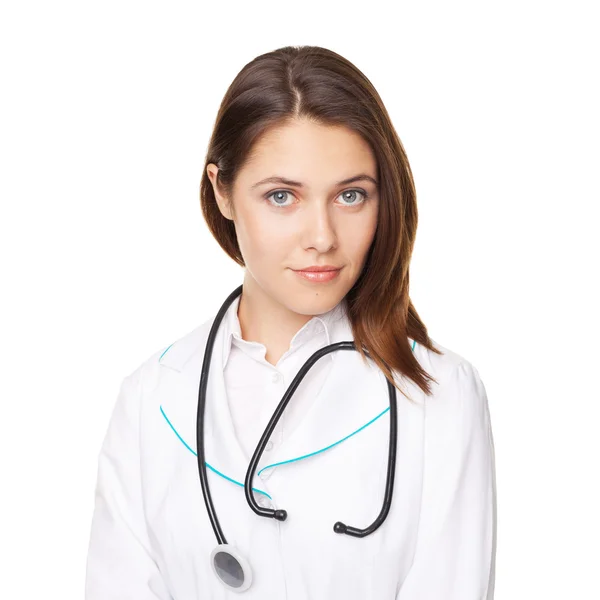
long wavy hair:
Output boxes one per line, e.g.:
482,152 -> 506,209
199,45 -> 442,402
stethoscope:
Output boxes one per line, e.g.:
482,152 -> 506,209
196,284 -> 398,593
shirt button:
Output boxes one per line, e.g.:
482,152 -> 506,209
257,496 -> 271,508
265,440 -> 274,451
271,373 -> 281,383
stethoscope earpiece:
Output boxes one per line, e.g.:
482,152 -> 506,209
333,521 -> 347,534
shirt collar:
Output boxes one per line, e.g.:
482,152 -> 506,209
221,294 -> 348,369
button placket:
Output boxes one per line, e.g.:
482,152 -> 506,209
256,495 -> 274,509
257,426 -> 279,480
261,370 -> 283,456
258,467 -> 273,481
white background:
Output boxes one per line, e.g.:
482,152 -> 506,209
1,0 -> 598,598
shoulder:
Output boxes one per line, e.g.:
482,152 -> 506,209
414,338 -> 489,422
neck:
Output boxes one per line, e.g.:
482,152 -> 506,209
237,274 -> 315,366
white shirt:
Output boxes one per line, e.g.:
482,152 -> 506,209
85,290 -> 497,599
222,294 -> 345,468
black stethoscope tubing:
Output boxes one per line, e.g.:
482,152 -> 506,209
196,283 -> 398,547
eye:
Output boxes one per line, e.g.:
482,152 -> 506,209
264,188 -> 369,209
265,190 -> 294,208
337,189 -> 369,206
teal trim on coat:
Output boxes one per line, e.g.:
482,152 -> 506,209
159,338 -> 417,496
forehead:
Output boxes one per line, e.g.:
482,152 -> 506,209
239,119 -> 377,180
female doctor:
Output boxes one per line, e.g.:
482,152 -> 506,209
85,45 -> 497,599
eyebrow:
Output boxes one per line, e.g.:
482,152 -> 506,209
250,174 -> 379,190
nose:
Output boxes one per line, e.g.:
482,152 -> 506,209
301,200 -> 337,253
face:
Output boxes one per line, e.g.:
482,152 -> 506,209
206,118 -> 379,317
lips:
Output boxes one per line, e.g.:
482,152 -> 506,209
293,266 -> 341,272
292,267 -> 342,283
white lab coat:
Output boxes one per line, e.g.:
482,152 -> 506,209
85,305 -> 497,599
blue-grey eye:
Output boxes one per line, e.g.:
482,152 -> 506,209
339,189 -> 367,205
265,188 -> 368,208
269,190 -> 291,206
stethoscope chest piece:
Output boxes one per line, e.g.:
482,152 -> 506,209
210,543 -> 253,593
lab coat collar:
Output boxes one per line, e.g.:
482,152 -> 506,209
158,294 -> 402,493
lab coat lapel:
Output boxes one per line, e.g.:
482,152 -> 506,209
158,318 -> 252,490
261,311 -> 395,476
205,321 -> 251,483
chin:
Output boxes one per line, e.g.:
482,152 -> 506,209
289,294 -> 342,314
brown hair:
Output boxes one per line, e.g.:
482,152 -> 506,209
199,45 -> 442,402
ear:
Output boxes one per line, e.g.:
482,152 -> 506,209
206,163 -> 234,221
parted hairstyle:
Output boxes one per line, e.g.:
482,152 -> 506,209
199,45 -> 442,402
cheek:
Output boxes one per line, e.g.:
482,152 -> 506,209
344,210 -> 378,257
235,208 -> 292,261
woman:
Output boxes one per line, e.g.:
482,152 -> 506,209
85,45 -> 497,599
